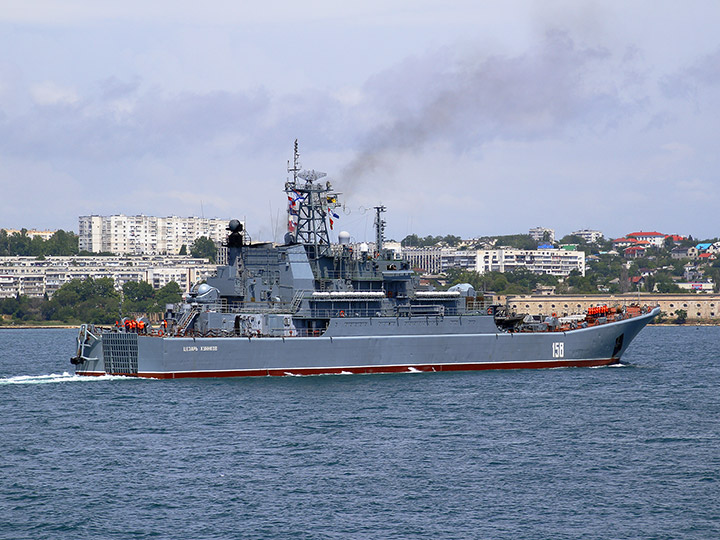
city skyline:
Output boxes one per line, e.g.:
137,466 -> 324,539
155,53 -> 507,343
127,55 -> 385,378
2,2 -> 719,242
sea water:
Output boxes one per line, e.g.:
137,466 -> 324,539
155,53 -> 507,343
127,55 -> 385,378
0,326 -> 718,539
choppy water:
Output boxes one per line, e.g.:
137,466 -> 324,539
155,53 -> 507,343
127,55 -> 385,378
1,326 -> 719,539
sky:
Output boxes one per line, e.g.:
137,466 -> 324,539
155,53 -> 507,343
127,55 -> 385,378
1,1 -> 720,243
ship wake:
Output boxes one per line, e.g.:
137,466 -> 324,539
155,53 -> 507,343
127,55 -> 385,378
0,372 -> 137,385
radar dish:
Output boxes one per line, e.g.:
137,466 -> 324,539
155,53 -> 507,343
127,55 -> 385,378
298,169 -> 327,182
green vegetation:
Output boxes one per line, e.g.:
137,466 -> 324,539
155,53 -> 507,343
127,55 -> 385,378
122,281 -> 183,314
444,268 -> 559,295
491,234 -> 539,250
0,229 -> 79,256
402,234 -> 462,247
43,278 -> 121,324
190,236 -> 218,263
0,278 -> 183,325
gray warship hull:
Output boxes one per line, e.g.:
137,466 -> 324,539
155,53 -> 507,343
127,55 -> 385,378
74,308 -> 659,378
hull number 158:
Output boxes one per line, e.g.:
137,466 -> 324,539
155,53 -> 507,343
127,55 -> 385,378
552,342 -> 565,358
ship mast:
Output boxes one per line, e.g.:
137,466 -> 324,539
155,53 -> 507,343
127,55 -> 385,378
285,140 -> 341,259
374,205 -> 386,254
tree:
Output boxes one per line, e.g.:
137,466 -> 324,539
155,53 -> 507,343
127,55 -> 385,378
673,309 -> 687,324
178,245 -> 187,255
153,281 -> 183,312
122,281 -> 155,313
45,230 -> 79,255
494,235 -> 538,250
190,236 -> 217,263
44,277 -> 121,323
442,235 -> 462,247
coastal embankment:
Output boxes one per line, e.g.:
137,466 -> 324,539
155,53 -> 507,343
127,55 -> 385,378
502,293 -> 720,324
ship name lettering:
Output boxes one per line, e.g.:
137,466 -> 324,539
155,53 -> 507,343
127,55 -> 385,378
200,346 -> 218,351
183,346 -> 199,352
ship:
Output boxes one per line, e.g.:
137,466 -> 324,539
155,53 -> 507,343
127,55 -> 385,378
70,143 -> 659,378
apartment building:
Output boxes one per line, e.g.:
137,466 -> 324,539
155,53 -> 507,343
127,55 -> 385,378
0,255 -> 216,298
401,246 -> 585,277
476,247 -> 586,276
571,229 -> 604,243
529,227 -> 555,243
78,215 -> 231,255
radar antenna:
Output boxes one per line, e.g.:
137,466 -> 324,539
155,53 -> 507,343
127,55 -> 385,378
287,139 -> 301,184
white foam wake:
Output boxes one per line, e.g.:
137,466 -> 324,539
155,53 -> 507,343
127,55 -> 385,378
0,372 -> 133,385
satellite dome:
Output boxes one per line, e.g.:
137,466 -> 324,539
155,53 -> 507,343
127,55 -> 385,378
359,242 -> 369,253
338,231 -> 351,245
197,283 -> 213,295
228,219 -> 243,232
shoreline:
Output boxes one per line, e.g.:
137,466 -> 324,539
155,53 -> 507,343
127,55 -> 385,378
0,325 -> 78,329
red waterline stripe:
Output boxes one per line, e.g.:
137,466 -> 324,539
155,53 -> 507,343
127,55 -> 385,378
76,358 -> 618,379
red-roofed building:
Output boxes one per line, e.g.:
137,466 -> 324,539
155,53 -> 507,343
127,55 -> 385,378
665,234 -> 686,243
613,237 -> 636,249
626,231 -> 666,248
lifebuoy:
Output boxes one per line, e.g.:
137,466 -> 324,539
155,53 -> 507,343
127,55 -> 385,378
339,310 -> 345,318
487,308 -> 493,315
158,329 -> 164,337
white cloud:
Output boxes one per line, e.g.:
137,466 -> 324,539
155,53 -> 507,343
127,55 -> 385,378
29,81 -> 79,105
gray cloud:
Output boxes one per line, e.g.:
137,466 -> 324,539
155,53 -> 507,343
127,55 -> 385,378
340,31 -> 640,181
660,47 -> 720,100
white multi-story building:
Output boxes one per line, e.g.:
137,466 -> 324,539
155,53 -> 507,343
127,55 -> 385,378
571,229 -> 604,244
0,255 -> 216,298
476,247 -> 585,276
401,246 -> 585,277
78,215 -> 231,255
626,231 -> 666,248
529,227 -> 555,243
